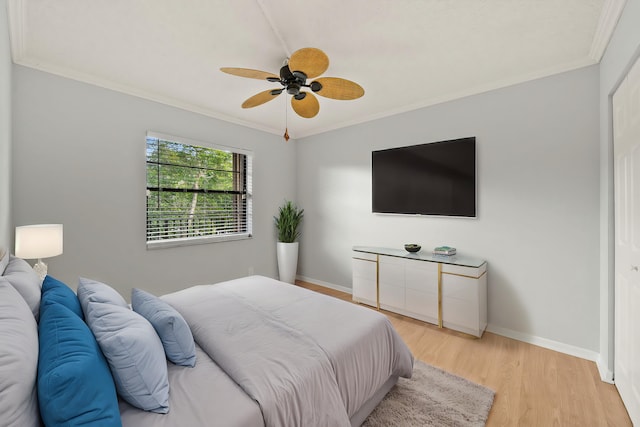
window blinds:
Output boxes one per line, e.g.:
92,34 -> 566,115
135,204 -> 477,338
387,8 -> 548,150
145,133 -> 252,245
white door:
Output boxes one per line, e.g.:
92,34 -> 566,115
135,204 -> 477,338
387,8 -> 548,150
613,54 -> 640,425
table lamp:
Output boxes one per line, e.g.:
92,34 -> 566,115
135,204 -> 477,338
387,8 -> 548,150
15,224 -> 64,280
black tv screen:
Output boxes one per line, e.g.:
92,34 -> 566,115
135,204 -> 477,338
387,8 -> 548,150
372,137 -> 476,217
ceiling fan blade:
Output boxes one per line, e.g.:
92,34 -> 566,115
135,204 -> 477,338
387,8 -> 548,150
288,48 -> 329,79
312,77 -> 365,100
220,67 -> 279,81
291,92 -> 319,118
242,89 -> 281,108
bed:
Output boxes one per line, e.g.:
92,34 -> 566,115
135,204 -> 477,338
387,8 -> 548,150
0,250 -> 414,427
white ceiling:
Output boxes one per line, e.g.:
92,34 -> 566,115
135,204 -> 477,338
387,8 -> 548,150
7,0 -> 625,139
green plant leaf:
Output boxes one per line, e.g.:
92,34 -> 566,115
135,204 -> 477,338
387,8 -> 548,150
274,200 -> 304,243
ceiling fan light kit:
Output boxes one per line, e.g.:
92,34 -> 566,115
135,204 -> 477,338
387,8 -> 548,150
221,47 -> 364,125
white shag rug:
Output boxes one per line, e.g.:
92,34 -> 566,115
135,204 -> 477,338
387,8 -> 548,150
363,360 -> 495,427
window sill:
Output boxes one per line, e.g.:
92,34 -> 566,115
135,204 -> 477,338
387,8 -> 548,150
146,233 -> 252,250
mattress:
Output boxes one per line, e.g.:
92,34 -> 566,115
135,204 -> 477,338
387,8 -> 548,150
120,275 -> 414,426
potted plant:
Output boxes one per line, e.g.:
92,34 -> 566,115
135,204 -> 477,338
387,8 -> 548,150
274,200 -> 304,284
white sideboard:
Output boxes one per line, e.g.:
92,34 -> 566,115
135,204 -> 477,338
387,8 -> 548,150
352,246 -> 487,337
351,251 -> 378,307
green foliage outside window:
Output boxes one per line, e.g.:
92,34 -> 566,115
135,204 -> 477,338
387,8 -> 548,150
146,136 -> 250,242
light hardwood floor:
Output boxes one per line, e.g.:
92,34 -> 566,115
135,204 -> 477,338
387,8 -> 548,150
297,281 -> 632,426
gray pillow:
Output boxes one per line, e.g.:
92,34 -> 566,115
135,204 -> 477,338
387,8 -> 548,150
0,279 -> 41,427
84,299 -> 170,413
132,288 -> 197,367
0,248 -> 9,275
77,277 -> 128,316
3,255 -> 42,320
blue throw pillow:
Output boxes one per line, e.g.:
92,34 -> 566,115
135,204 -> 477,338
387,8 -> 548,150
38,302 -> 121,427
40,275 -> 83,318
77,277 -> 128,317
84,300 -> 170,413
132,288 -> 196,367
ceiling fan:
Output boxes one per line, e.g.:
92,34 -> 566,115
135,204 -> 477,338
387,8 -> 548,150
220,48 -> 364,120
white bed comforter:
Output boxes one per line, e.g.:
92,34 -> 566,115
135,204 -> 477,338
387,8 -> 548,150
162,275 -> 414,427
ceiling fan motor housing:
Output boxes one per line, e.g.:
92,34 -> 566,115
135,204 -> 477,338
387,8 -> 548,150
287,83 -> 301,95
280,65 -> 310,96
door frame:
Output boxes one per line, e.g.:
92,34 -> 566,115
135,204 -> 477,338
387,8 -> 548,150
604,46 -> 640,384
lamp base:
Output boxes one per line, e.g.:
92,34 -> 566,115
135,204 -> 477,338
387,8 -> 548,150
33,259 -> 48,281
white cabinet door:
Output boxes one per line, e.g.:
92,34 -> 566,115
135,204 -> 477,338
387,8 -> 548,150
379,255 -> 405,310
613,54 -> 640,425
405,259 -> 439,323
441,263 -> 487,337
352,257 -> 377,307
442,273 -> 479,336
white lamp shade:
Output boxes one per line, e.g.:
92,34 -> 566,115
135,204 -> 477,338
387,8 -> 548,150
15,224 -> 64,259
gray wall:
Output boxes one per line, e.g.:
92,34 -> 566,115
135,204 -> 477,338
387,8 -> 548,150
9,3 -> 636,363
598,0 -> 640,379
0,0 -> 11,253
296,65 -> 601,354
12,66 -> 296,298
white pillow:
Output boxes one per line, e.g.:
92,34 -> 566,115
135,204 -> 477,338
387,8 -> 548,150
3,256 -> 42,320
0,279 -> 41,427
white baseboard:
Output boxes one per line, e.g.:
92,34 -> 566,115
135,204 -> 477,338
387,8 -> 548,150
486,324 -> 600,362
596,355 -> 614,384
295,275 -> 352,295
297,275 -> 605,369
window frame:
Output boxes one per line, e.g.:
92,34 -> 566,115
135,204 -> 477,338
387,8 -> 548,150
145,131 -> 253,250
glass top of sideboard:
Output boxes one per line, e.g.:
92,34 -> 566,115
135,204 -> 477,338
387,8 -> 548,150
352,246 -> 486,268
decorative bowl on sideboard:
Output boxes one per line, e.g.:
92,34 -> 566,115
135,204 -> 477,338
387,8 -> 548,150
404,244 -> 421,253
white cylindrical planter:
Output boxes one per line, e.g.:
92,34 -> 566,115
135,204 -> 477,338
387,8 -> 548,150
277,241 -> 299,284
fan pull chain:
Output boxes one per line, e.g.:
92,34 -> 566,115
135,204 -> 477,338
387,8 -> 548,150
283,96 -> 290,141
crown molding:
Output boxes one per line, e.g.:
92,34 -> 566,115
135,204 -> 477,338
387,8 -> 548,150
589,0 -> 627,62
6,0 -> 609,141
10,53 -> 598,142
13,56 -> 288,137
295,57 -> 598,139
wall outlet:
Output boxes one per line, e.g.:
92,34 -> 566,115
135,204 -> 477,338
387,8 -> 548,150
248,266 -> 254,276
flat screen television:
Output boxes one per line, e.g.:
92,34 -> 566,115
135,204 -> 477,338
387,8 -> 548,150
372,137 -> 476,217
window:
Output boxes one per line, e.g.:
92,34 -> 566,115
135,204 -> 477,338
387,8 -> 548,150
145,132 -> 252,248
